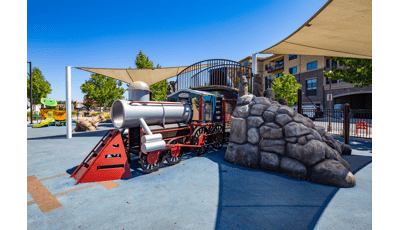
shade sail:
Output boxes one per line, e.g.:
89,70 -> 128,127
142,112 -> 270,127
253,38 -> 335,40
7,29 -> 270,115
76,66 -> 190,86
77,63 -> 213,86
260,0 -> 372,59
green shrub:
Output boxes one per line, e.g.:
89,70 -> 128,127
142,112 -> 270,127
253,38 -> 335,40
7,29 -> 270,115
72,111 -> 76,115
27,112 -> 31,117
103,112 -> 111,119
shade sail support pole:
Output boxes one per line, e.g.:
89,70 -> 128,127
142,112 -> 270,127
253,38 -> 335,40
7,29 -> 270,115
252,53 -> 257,94
66,66 -> 72,139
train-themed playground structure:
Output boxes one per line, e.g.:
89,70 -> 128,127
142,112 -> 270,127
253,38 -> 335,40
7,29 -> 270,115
71,81 -> 238,184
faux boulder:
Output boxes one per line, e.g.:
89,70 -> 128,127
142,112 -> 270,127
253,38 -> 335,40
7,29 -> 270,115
229,117 -> 247,144
226,94 -> 354,187
253,74 -> 265,97
225,143 -> 259,168
310,160 -> 356,187
238,75 -> 249,96
74,114 -> 106,132
259,151 -> 280,172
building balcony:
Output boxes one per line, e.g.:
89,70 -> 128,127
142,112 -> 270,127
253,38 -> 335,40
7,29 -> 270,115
266,62 -> 284,72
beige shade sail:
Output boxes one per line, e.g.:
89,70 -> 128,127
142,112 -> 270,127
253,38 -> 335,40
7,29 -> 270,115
260,0 -> 372,59
76,64 -> 211,86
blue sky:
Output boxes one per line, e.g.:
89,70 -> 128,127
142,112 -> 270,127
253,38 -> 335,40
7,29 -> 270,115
27,0 -> 328,102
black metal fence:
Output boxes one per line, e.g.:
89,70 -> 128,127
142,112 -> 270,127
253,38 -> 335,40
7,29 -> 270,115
294,108 -> 372,139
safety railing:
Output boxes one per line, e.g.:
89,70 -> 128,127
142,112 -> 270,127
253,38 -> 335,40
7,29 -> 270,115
176,59 -> 252,91
293,108 -> 372,139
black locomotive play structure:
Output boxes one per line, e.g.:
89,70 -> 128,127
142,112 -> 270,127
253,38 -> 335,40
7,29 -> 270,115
71,59 -> 251,184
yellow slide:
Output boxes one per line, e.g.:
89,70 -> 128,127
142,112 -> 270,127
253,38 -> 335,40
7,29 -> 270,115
32,111 -> 54,128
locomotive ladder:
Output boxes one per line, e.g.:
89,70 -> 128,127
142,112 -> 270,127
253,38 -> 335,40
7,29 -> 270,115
70,129 -> 132,185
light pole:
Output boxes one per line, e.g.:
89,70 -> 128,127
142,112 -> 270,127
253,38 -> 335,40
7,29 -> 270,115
28,62 -> 33,124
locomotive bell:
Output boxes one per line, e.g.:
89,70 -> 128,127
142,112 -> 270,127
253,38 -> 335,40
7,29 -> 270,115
127,81 -> 151,101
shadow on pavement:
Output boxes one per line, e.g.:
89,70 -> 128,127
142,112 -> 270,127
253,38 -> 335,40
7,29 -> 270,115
334,136 -> 372,152
62,134 -> 371,229
66,150 -> 200,181
202,147 -> 372,230
27,129 -> 112,140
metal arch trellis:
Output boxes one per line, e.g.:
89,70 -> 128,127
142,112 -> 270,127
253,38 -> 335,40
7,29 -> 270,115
176,59 -> 253,91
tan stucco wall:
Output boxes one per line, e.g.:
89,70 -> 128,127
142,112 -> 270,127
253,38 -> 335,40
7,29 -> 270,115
284,55 -> 326,74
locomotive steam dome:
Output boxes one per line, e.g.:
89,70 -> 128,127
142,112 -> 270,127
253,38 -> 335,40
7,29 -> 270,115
126,81 -> 151,101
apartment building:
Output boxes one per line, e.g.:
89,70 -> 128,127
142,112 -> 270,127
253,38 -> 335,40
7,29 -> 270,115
238,55 -> 372,110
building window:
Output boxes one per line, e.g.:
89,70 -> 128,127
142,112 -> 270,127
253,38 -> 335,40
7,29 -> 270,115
332,60 -> 337,68
289,66 -> 297,74
339,79 -> 344,83
326,59 -> 330,68
307,61 -> 318,71
306,79 -> 317,96
326,78 -> 338,84
289,55 -> 297,60
243,61 -> 249,66
275,73 -> 283,78
265,75 -> 272,89
277,60 -> 284,66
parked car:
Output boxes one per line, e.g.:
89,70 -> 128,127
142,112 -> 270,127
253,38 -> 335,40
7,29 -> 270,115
333,104 -> 344,118
292,104 -> 323,120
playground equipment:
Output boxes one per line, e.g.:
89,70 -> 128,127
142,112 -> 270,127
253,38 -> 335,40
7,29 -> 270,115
33,111 -> 54,128
53,110 -> 67,126
32,98 -> 57,128
71,81 -> 237,184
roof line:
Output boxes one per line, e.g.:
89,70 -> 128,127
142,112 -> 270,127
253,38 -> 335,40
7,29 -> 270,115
259,0 -> 333,54
280,41 -> 372,58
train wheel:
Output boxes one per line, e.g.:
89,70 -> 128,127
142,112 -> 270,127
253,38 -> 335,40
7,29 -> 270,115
192,126 -> 210,155
165,139 -> 185,165
210,124 -> 224,150
139,151 -> 164,173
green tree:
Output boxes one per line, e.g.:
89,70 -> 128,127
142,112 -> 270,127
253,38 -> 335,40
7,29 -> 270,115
272,72 -> 302,107
134,51 -> 168,101
80,74 -> 125,112
27,67 -> 52,105
323,57 -> 372,88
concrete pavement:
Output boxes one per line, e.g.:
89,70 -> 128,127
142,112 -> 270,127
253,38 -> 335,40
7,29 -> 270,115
27,125 -> 372,229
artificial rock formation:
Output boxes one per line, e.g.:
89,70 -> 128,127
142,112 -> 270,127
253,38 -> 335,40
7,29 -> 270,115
253,74 -> 265,97
238,75 -> 249,96
166,81 -> 177,95
226,94 -> 354,187
74,114 -> 106,132
264,88 -> 275,101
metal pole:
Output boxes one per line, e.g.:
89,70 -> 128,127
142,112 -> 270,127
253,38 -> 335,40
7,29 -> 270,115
66,66 -> 72,139
328,77 -> 332,131
297,88 -> 302,115
344,103 -> 350,144
28,62 -> 33,124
